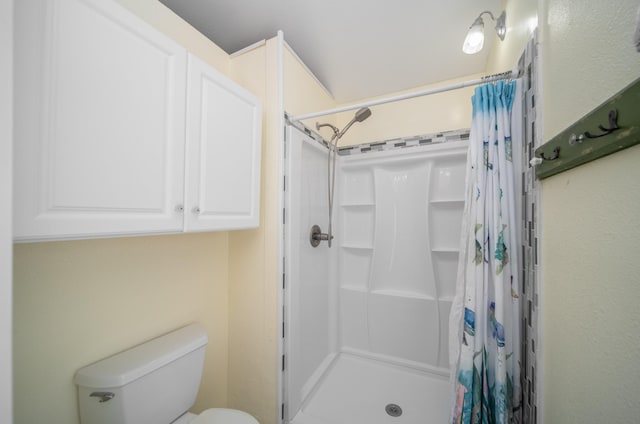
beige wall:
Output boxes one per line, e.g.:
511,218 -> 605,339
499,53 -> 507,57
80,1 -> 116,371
223,39 -> 341,424
331,74 -> 482,147
284,45 -> 337,119
227,40 -> 277,424
13,233 -> 230,423
538,0 -> 640,422
287,42 -> 480,148
485,0 -> 538,75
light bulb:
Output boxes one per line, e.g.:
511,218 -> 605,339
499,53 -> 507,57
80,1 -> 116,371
462,20 -> 485,54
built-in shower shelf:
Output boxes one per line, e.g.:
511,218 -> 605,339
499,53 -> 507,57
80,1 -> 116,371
431,248 -> 459,253
429,199 -> 465,205
341,203 -> 375,207
341,285 -> 368,293
341,244 -> 374,250
371,289 -> 436,301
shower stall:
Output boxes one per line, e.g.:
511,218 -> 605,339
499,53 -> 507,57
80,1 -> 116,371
284,123 -> 470,424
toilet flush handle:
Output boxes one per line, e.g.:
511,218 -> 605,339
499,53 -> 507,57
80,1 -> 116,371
90,391 -> 115,403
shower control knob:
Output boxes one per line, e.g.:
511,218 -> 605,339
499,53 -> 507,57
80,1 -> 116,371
310,224 -> 333,247
192,206 -> 201,214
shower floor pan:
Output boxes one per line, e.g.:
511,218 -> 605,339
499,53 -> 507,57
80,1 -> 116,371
290,353 -> 450,424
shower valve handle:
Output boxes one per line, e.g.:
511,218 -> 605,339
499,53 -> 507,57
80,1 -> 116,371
313,232 -> 333,241
309,225 -> 333,247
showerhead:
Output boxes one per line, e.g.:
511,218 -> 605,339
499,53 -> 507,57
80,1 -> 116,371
354,107 -> 372,123
337,107 -> 372,140
316,107 -> 372,248
315,107 -> 373,144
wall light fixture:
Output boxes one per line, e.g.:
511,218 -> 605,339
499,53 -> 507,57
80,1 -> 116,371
462,11 -> 506,55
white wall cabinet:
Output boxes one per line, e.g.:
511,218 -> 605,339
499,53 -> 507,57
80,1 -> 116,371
184,54 -> 262,232
14,0 -> 262,241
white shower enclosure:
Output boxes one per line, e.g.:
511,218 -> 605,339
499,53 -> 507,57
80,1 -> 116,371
284,125 -> 468,424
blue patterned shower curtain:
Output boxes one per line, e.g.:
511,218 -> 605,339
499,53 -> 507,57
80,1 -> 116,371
449,80 -> 522,424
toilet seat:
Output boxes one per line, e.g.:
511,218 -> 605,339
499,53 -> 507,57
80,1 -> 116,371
191,408 -> 259,424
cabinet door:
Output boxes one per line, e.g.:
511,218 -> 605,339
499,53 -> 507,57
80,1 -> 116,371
14,0 -> 187,241
185,54 -> 262,232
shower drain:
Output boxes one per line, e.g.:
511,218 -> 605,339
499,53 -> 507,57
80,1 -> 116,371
385,403 -> 403,417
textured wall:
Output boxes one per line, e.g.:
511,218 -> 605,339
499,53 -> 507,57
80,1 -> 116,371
539,0 -> 640,422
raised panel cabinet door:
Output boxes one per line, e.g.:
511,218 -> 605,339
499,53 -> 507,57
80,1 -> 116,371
14,0 -> 187,241
185,53 -> 262,232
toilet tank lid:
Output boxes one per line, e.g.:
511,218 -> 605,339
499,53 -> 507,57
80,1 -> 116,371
74,323 -> 208,389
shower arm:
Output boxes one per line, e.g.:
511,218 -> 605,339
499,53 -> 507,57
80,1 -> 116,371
316,122 -> 340,141
311,108 -> 372,248
336,119 -> 357,141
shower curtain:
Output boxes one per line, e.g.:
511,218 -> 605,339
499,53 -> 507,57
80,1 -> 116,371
449,80 -> 522,424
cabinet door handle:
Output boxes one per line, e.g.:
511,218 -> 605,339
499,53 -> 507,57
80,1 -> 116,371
175,204 -> 184,212
192,206 -> 201,214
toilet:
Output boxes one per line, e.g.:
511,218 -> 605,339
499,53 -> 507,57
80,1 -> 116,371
74,324 -> 259,424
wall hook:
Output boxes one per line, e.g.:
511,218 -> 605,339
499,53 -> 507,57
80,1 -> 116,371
538,147 -> 560,161
583,109 -> 619,139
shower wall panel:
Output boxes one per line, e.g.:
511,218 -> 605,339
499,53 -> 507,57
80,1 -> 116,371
285,124 -> 469,422
285,127 -> 337,415
337,142 -> 467,373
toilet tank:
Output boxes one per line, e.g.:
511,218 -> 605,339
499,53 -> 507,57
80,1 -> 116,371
74,324 -> 208,424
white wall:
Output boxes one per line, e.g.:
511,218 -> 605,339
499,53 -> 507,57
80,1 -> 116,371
538,0 -> 640,422
1,0 -> 13,422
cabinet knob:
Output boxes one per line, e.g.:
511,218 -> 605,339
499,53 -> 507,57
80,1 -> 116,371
175,204 -> 184,212
192,206 -> 201,214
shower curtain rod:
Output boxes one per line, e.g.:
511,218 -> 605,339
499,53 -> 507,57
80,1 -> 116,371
289,68 -> 521,122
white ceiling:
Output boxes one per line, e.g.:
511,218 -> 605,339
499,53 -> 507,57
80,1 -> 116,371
159,0 -> 502,102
